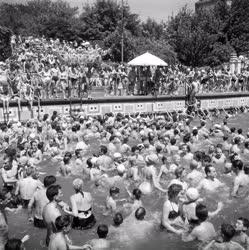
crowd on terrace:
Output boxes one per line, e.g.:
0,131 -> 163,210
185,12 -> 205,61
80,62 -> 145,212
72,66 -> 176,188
0,36 -> 249,104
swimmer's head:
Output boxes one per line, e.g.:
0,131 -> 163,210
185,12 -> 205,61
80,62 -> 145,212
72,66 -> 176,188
186,188 -> 199,202
44,175 -> 56,188
235,217 -> 249,232
220,223 -> 236,242
244,164 -> 249,175
168,184 -> 182,201
190,160 -> 198,170
26,167 -> 34,176
238,128 -> 243,135
86,157 -> 97,169
97,224 -> 108,239
200,121 -> 206,127
46,184 -> 62,202
4,239 -> 24,250
100,145 -> 108,155
113,152 -> 122,162
72,178 -> 83,192
192,128 -> 198,136
234,137 -> 240,145
175,167 -> 186,179
135,207 -> 146,221
109,186 -> 120,197
145,154 -> 158,166
215,147 -> 223,157
133,188 -> 142,200
173,154 -> 181,164
55,215 -> 72,234
204,165 -> 216,179
113,213 -> 123,226
117,164 -> 126,176
182,133 -> 190,144
232,159 -> 243,173
196,204 -> 208,222
170,138 -> 176,145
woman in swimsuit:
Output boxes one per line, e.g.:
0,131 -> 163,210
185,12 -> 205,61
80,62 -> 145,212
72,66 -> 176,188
64,179 -> 96,230
161,184 -> 185,234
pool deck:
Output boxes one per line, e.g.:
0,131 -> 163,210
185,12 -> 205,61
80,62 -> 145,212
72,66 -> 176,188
4,91 -> 249,107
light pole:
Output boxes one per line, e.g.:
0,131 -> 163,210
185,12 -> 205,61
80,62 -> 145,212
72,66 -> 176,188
121,0 -> 124,64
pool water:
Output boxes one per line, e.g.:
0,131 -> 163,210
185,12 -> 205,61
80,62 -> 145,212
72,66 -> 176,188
5,112 -> 249,250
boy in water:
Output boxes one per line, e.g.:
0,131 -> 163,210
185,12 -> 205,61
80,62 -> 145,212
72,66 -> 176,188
88,224 -> 110,250
182,204 -> 216,242
204,223 -> 244,250
233,217 -> 249,250
105,187 -> 120,215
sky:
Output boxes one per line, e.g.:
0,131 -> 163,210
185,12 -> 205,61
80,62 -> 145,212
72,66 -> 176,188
0,0 -> 197,21
67,0 -> 196,21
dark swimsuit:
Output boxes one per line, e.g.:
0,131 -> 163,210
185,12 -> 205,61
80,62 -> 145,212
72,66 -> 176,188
161,201 -> 181,230
71,192 -> 96,230
168,202 -> 180,220
72,207 -> 96,230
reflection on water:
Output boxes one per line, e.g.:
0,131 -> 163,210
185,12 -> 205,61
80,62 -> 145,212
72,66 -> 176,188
5,112 -> 249,250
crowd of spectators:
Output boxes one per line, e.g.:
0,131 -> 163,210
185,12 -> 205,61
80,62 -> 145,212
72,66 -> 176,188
0,36 -> 249,104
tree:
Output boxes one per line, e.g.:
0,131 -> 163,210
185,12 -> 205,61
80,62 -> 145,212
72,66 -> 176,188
0,0 -> 79,40
166,5 -> 232,67
141,18 -> 166,40
228,0 -> 249,54
79,0 -> 140,41
0,3 -> 24,34
0,26 -> 12,61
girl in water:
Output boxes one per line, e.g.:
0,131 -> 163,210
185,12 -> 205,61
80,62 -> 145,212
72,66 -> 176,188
63,179 -> 96,230
59,152 -> 72,177
161,184 -> 185,235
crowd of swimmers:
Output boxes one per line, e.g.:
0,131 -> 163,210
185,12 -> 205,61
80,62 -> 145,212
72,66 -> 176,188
1,104 -> 249,249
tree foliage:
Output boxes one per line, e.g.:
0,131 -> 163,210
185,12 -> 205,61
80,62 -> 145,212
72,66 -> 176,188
0,26 -> 12,61
79,0 -> 140,41
227,0 -> 249,54
0,0 -> 249,66
167,0 -> 249,67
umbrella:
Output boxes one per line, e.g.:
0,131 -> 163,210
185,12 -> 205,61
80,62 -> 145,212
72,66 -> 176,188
128,52 -> 168,66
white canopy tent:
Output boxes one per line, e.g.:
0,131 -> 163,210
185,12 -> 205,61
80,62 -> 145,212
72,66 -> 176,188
128,52 -> 168,67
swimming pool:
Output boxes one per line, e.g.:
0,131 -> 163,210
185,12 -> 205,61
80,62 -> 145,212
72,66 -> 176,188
5,112 -> 249,250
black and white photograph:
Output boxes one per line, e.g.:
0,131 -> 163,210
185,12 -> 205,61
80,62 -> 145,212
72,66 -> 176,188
0,0 -> 249,249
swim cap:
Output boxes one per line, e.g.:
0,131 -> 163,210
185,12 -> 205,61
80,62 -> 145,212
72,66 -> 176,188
214,124 -> 222,130
186,188 -> 199,202
72,178 -> 83,191
139,182 -> 152,195
30,133 -> 36,139
117,164 -> 126,174
145,154 -> 158,165
113,152 -> 122,159
91,157 -> 98,165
